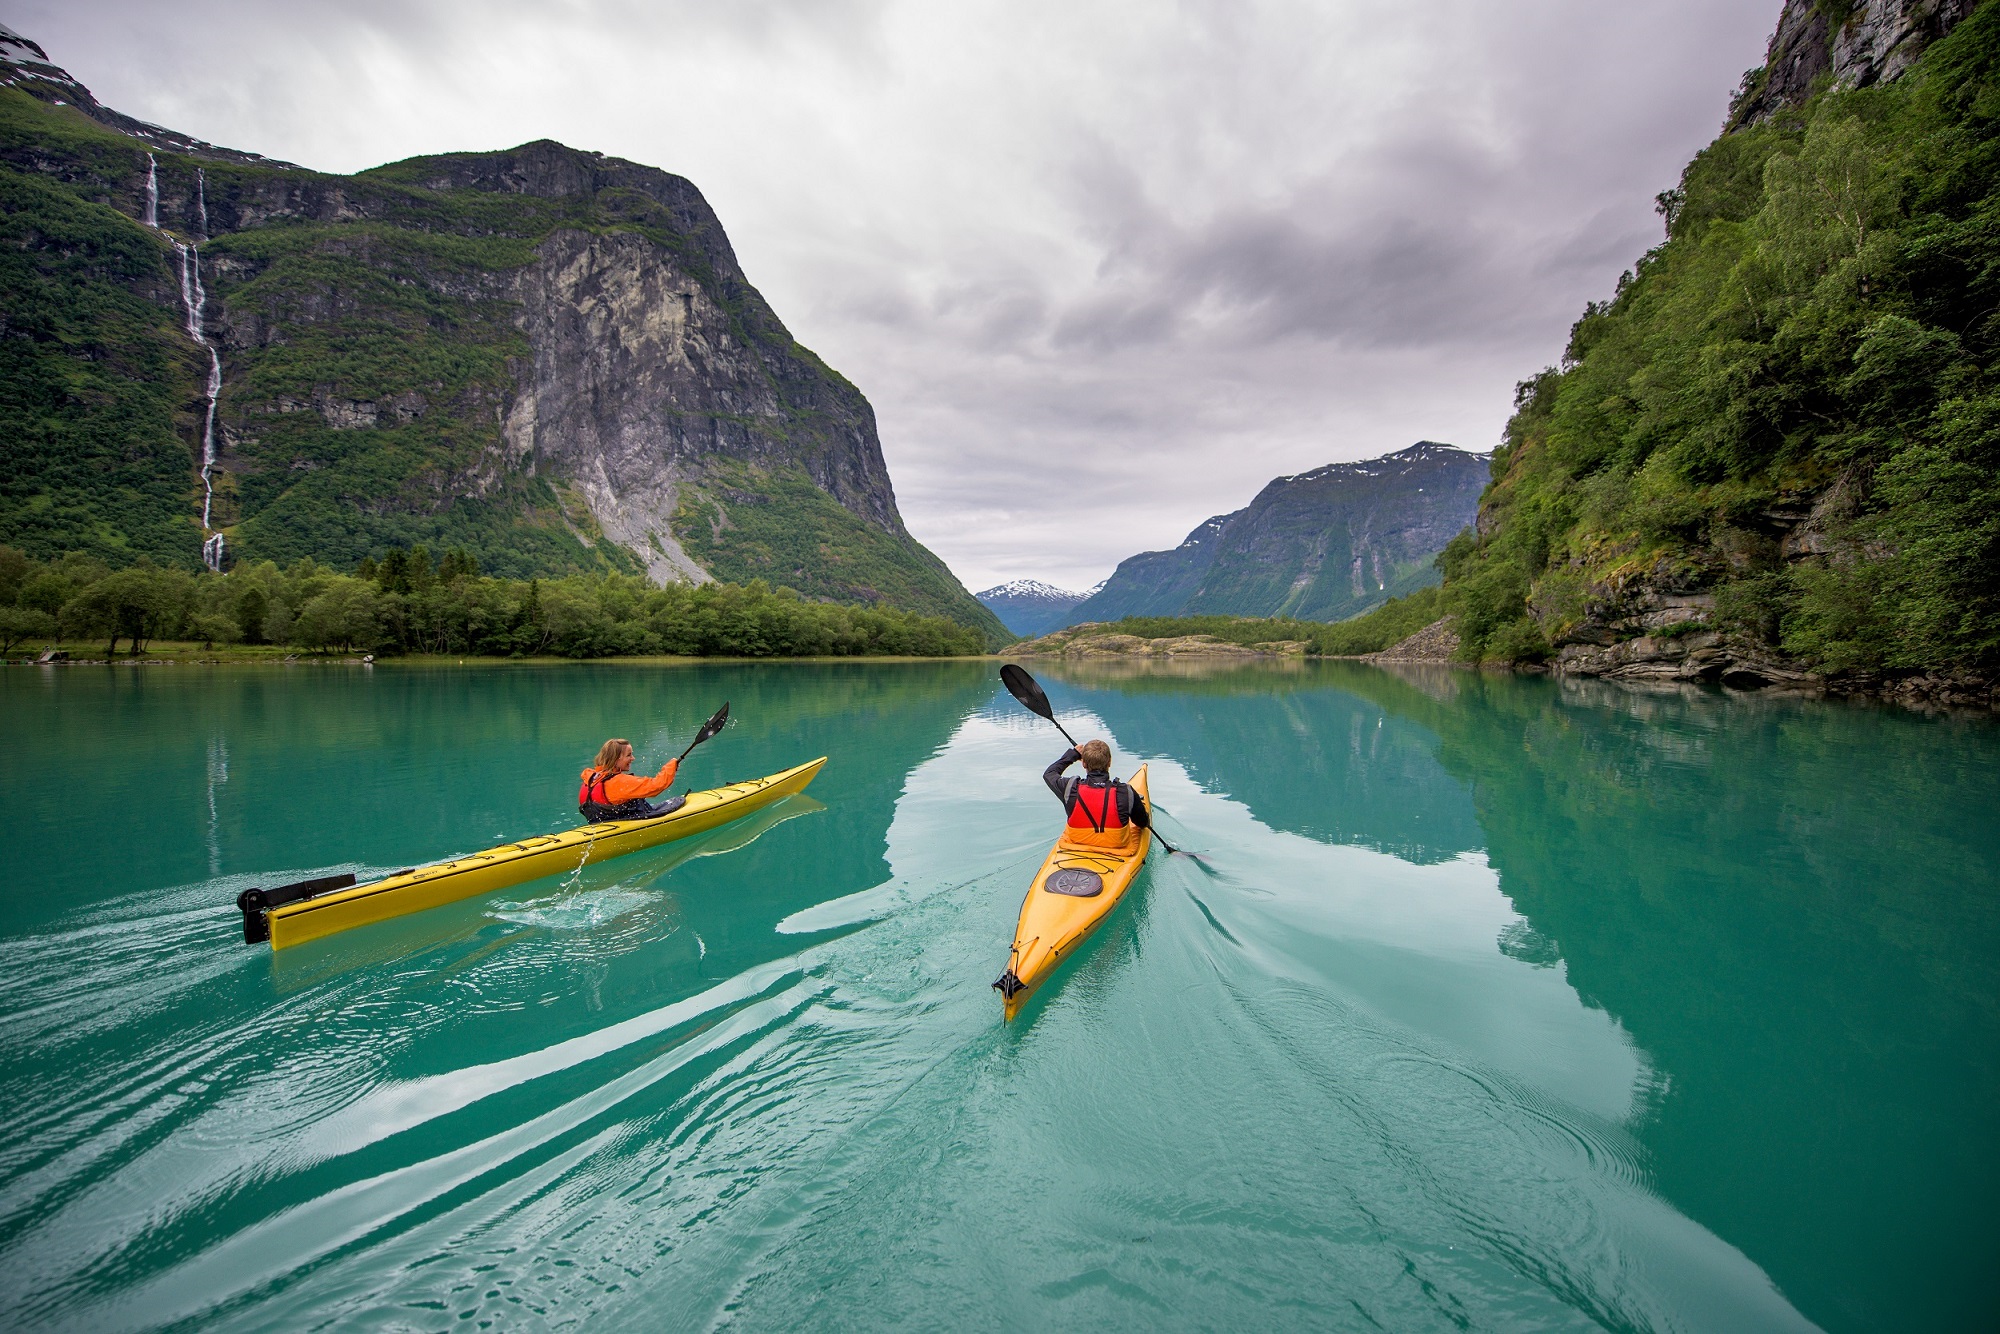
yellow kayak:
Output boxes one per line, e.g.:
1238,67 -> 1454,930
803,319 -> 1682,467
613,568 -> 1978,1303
994,764 -> 1152,1020
238,757 -> 827,950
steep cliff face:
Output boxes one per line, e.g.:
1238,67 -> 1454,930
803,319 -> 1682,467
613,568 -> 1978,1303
0,28 -> 1005,637
1070,443 -> 1487,626
1732,0 -> 1978,126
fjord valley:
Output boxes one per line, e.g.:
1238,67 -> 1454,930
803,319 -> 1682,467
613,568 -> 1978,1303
0,24 -> 1005,644
3,2 -> 1999,1331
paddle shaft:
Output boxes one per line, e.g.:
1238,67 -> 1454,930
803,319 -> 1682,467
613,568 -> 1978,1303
999,665 -> 1181,855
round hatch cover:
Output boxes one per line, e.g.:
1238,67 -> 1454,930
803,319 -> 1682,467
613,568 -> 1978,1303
1045,868 -> 1104,897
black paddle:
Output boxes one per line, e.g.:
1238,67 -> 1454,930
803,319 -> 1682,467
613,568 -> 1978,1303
677,701 -> 730,762
998,664 -> 1193,859
999,664 -> 1078,747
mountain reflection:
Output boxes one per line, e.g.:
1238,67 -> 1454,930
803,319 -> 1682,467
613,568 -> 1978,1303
1033,659 -> 1483,864
1042,658 -> 1999,1334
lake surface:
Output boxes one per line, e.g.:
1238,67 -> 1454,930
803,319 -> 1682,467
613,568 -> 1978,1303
0,659 -> 1994,1331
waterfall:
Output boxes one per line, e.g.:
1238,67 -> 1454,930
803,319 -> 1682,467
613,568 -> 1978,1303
195,167 -> 208,239
176,236 -> 227,572
143,153 -> 158,227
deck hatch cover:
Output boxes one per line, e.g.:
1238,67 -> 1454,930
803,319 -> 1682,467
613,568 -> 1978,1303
1045,869 -> 1104,897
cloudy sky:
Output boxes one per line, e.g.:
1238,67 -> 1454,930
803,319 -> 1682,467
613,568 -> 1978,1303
18,0 -> 1779,592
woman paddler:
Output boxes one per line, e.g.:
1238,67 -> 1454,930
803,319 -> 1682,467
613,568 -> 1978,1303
1044,739 -> 1151,848
578,738 -> 687,822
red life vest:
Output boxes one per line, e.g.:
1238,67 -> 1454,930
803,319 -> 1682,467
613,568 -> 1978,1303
579,770 -> 615,811
1066,778 -> 1125,832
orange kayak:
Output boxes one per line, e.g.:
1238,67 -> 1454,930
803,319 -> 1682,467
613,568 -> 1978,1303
994,764 -> 1152,1020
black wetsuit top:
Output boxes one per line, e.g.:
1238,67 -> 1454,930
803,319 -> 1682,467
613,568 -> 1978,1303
1043,748 -> 1151,830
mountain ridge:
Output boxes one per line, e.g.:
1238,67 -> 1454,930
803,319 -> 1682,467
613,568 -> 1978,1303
0,28 -> 1007,640
1068,442 -> 1487,626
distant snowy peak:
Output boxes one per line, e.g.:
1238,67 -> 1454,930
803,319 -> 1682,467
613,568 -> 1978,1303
977,579 -> 1092,602
0,24 -> 296,167
976,578 -> 1102,638
1274,441 -> 1486,487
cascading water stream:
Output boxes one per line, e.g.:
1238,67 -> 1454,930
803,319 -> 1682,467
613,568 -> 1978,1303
143,153 -> 157,228
167,170 -> 227,572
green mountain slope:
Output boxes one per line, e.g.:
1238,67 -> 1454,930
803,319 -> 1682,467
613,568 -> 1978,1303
0,28 -> 1006,642
1431,0 -> 2000,683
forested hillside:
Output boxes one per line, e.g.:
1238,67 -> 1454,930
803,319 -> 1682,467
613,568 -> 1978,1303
1418,0 -> 2000,686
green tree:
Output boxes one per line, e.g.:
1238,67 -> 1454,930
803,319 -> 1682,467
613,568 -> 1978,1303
0,605 -> 55,654
292,577 -> 386,652
64,564 -> 191,654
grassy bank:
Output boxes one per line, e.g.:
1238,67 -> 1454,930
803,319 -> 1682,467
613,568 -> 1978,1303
5,642 -> 1000,666
1038,591 -> 1445,659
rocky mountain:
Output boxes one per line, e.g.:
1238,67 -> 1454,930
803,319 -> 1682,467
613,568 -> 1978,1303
1729,0 -> 1977,126
1068,443 -> 1487,625
974,578 -> 1100,638
0,25 -> 1007,640
1433,0 -> 2000,691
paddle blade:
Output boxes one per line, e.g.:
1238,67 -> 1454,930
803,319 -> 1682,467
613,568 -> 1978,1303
678,701 -> 730,760
696,701 -> 730,744
999,664 -> 1054,721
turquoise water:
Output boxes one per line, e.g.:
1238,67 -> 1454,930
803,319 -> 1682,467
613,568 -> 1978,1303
0,660 -> 1995,1331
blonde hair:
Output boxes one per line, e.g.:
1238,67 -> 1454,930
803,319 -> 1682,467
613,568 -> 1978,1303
1078,739 -> 1112,772
594,737 -> 632,771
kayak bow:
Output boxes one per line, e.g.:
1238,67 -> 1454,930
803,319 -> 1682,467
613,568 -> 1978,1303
238,757 -> 827,949
994,763 -> 1152,1020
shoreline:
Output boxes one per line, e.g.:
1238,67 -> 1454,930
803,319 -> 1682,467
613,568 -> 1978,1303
2,643 -> 1003,668
8,641 -> 1991,711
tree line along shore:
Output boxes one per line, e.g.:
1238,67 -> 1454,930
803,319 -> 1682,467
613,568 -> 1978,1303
0,545 -> 988,661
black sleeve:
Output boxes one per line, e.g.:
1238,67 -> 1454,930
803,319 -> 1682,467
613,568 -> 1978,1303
1119,782 -> 1151,829
1044,748 -> 1080,801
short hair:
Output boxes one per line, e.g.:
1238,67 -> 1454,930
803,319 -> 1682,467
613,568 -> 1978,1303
1078,739 -> 1112,772
594,737 -> 632,770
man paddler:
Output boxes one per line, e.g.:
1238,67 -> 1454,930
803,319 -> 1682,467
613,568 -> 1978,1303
1044,739 -> 1150,847
579,738 -> 686,821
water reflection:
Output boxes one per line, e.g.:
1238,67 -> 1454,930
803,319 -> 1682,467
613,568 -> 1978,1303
1036,660 -> 1482,863
1,660 -> 1992,1330
1038,658 -> 1999,1332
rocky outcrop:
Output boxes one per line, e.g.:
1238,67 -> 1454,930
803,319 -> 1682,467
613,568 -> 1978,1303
1364,618 -> 1461,664
1070,443 -> 1487,625
1731,0 -> 1979,126
1554,632 -> 1819,689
